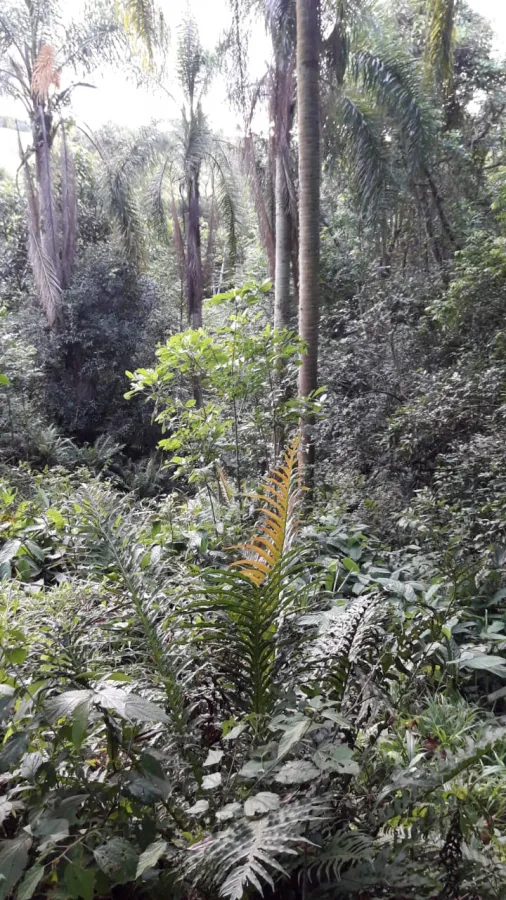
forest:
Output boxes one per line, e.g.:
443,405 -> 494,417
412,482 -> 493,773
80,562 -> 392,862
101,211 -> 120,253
1,0 -> 506,897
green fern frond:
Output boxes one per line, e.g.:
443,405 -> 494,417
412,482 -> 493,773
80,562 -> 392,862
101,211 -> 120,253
185,801 -> 325,900
183,437 -> 314,719
73,487 -> 189,736
309,829 -> 375,882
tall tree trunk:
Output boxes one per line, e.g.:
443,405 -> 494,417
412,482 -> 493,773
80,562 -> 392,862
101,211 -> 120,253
187,172 -> 203,330
296,0 -> 320,483
274,154 -> 292,329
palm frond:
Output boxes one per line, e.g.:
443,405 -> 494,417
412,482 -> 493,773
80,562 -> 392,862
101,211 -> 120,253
170,191 -> 186,281
177,14 -> 209,107
185,800 -> 324,900
101,162 -> 146,270
242,134 -> 275,279
119,0 -> 166,58
426,0 -> 456,88
231,435 -> 301,584
352,47 -> 436,172
334,91 -> 392,221
23,163 -> 62,328
211,149 -> 240,275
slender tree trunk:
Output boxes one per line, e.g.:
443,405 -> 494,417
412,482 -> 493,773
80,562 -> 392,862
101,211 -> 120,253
296,0 -> 320,484
187,171 -> 203,329
274,154 -> 292,329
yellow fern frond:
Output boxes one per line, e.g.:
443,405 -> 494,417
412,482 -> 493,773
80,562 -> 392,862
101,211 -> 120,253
231,436 -> 302,584
32,45 -> 60,103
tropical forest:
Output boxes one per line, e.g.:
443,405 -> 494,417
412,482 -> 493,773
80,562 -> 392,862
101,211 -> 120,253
1,0 -> 506,896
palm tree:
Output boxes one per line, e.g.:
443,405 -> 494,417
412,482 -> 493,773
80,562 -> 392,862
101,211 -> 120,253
295,0 -> 321,482
150,17 -> 239,330
268,0 -> 298,330
0,0 -> 165,329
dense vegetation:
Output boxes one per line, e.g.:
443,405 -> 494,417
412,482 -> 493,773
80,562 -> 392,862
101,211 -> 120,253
1,0 -> 506,897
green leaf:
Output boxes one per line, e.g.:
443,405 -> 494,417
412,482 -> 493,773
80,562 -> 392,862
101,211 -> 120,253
93,838 -> 138,886
187,800 -> 209,816
277,717 -> 311,760
0,835 -> 31,900
63,862 -> 95,900
0,733 -> 28,773
72,701 -> 90,752
342,557 -> 360,573
204,749 -> 224,766
202,772 -> 222,790
0,540 -> 21,565
45,691 -> 93,723
274,761 -> 319,784
238,760 -> 264,778
458,655 -> 506,677
0,374 -> 10,386
135,840 -> 167,879
244,793 -> 280,817
32,817 -> 69,848
17,864 -> 44,900
216,802 -> 242,822
313,743 -> 360,775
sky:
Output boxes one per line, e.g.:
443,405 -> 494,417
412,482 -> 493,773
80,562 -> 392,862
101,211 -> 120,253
0,0 -> 505,140
65,0 -> 506,131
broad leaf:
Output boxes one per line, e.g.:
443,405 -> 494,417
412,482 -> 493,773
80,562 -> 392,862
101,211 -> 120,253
63,861 -> 95,900
44,691 -> 92,723
0,835 -> 31,900
0,733 -> 27,773
274,761 -> 319,784
135,840 -> 167,878
204,749 -> 224,766
94,838 -> 138,885
244,793 -> 280,816
202,772 -> 222,789
277,717 -> 311,759
17,864 -> 44,900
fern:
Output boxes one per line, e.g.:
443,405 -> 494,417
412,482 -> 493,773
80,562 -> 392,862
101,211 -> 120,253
185,800 -> 324,900
72,486 -> 189,738
183,437 -> 316,719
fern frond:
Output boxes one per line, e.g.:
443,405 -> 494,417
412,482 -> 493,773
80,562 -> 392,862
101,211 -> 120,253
185,801 -> 325,900
309,829 -> 375,882
73,486 -> 189,736
183,437 -> 316,719
305,594 -> 390,705
231,435 -> 302,585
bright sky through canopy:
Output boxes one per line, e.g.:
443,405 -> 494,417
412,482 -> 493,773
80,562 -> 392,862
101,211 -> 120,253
0,0 -> 505,134
71,0 -> 506,131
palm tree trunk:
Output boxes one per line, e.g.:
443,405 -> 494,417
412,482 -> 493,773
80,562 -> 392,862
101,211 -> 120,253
187,172 -> 203,329
274,154 -> 291,329
296,0 -> 320,484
